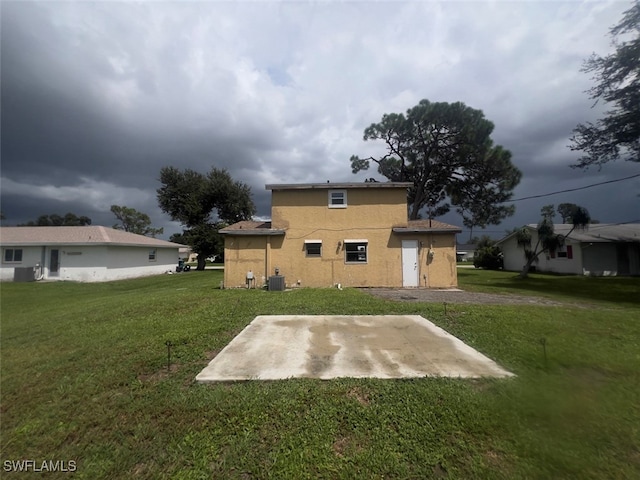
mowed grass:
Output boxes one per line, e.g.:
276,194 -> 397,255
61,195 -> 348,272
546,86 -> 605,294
458,267 -> 640,307
1,270 -> 639,479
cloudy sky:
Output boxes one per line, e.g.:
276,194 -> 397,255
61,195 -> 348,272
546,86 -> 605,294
2,0 -> 638,240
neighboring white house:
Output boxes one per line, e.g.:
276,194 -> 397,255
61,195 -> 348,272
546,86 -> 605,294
179,246 -> 193,261
0,226 -> 184,282
497,223 -> 640,276
456,243 -> 477,262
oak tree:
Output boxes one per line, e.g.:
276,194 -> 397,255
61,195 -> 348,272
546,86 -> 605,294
557,203 -> 581,224
157,167 -> 255,270
571,2 -> 640,168
350,99 -> 521,226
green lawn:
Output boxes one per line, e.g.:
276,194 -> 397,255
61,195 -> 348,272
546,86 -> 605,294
1,271 -> 639,479
458,267 -> 640,307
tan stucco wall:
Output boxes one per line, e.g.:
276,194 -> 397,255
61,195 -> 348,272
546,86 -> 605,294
223,236 -> 268,288
414,233 -> 459,288
223,187 -> 458,289
270,188 -> 409,231
223,231 -> 458,289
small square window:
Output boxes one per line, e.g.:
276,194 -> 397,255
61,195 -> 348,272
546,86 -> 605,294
149,249 -> 157,261
345,242 -> 367,263
305,242 -> 322,257
328,189 -> 347,208
4,249 -> 23,263
555,245 -> 573,259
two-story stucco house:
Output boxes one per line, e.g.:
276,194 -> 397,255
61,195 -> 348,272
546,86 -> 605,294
220,182 -> 461,289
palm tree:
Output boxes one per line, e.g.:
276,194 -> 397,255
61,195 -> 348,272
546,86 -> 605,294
517,206 -> 590,278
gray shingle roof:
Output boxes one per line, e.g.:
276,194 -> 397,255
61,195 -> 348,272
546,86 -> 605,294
266,182 -> 413,190
393,219 -> 462,233
219,221 -> 285,236
497,223 -> 640,244
548,223 -> 640,242
0,226 -> 184,248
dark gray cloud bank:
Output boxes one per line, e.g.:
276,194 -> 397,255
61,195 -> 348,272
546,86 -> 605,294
2,1 -> 638,239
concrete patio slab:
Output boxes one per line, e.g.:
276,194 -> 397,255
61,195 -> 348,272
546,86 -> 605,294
195,315 -> 514,382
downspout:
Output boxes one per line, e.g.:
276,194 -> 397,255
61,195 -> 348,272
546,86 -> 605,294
421,240 -> 427,288
426,235 -> 433,288
223,237 -> 231,288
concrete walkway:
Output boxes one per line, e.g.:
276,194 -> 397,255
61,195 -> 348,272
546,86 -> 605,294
196,315 -> 514,382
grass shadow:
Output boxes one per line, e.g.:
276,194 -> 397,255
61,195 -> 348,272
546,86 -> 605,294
458,269 -> 640,306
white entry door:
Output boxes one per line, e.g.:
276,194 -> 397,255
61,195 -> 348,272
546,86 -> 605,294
402,240 -> 419,287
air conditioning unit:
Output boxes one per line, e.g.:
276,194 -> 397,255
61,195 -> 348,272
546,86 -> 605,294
268,275 -> 285,291
14,267 -> 36,282
357,245 -> 366,252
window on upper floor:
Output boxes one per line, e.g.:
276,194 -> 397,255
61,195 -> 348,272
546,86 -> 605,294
3,248 -> 23,263
345,240 -> 367,263
328,189 -> 347,208
304,240 -> 322,257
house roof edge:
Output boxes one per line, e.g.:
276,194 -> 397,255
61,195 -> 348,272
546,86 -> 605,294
266,182 -> 413,190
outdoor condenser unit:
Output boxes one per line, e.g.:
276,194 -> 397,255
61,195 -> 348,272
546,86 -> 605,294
268,275 -> 285,291
14,267 -> 36,282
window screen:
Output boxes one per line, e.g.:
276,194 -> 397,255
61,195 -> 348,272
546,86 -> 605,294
328,190 -> 347,207
345,242 -> 367,263
305,242 -> 322,257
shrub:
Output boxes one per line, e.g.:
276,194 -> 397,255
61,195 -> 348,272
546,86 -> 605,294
473,245 -> 503,270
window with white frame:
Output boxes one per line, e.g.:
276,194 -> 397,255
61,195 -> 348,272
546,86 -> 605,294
328,189 -> 347,208
3,248 -> 23,263
345,240 -> 368,263
148,249 -> 157,261
304,240 -> 322,257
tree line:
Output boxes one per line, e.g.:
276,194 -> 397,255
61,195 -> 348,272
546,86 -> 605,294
13,206 -> 163,237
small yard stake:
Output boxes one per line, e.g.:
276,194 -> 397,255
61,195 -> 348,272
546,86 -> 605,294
540,337 -> 547,370
166,340 -> 173,371
443,302 -> 448,315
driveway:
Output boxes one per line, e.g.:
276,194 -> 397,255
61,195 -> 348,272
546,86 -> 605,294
365,288 -> 566,306
196,315 -> 514,382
